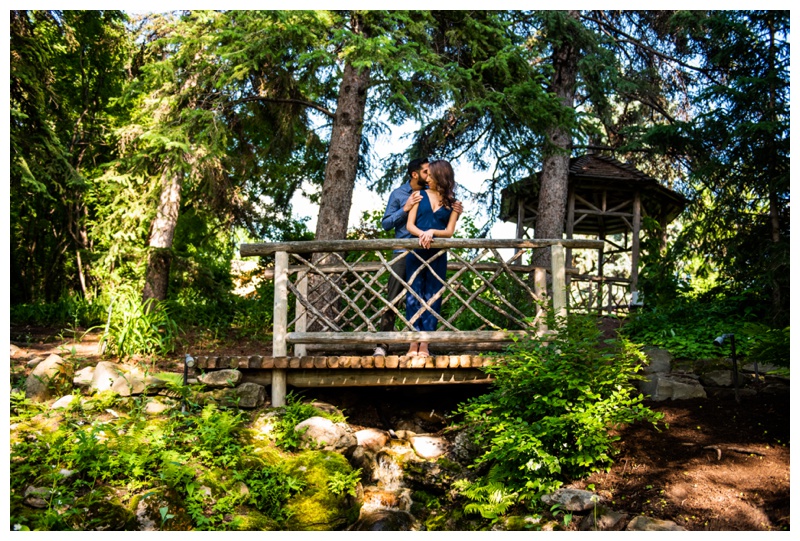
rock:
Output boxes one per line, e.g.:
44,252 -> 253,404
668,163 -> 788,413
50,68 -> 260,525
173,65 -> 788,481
144,399 -> 171,415
26,353 -> 70,403
626,516 -> 686,531
742,362 -> 777,374
27,357 -> 45,368
296,416 -> 357,452
51,394 -> 76,409
579,506 -> 628,531
73,366 -> 95,389
355,428 -> 390,452
700,370 -> 734,387
309,400 -> 345,418
347,445 -> 376,483
410,435 -> 448,460
235,382 -> 266,408
24,486 -> 52,508
451,428 -> 481,463
252,410 -> 281,439
638,373 -> 706,401
112,373 -> 146,397
396,419 -> 425,434
91,361 -> 122,393
198,369 -> 242,388
541,488 -> 601,512
10,344 -> 26,358
349,509 -> 417,531
642,348 -> 672,374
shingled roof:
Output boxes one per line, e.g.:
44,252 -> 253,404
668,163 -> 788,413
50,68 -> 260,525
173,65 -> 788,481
499,154 -> 687,235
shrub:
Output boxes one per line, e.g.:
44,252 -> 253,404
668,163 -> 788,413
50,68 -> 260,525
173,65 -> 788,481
455,313 -> 662,518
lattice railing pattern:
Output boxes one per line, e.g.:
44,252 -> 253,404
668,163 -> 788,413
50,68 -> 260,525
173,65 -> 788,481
285,246 -> 541,334
568,276 -> 632,315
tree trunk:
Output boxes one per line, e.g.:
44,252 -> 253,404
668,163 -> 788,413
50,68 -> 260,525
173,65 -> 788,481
532,10 -> 581,276
314,61 -> 370,243
309,15 -> 371,332
142,169 -> 183,304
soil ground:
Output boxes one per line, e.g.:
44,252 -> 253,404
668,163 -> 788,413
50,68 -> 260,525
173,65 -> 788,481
9,325 -> 791,531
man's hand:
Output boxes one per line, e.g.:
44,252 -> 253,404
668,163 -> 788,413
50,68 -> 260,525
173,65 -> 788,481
419,229 -> 435,249
453,200 -> 464,215
403,191 -> 423,213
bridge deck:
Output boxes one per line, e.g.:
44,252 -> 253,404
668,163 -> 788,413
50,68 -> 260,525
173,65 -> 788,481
192,354 -> 497,387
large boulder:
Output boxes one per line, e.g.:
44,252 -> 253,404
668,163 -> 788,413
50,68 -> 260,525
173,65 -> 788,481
91,361 -> 122,393
296,416 -> 357,452
235,382 -> 266,408
541,488 -> 601,512
198,369 -> 242,388
642,348 -> 672,374
637,373 -> 707,401
26,354 -> 72,403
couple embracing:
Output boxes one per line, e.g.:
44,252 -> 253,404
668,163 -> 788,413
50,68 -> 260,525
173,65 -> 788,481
375,158 -> 463,358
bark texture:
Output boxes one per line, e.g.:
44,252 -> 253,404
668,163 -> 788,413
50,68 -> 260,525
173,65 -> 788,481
532,10 -> 581,271
142,169 -> 183,303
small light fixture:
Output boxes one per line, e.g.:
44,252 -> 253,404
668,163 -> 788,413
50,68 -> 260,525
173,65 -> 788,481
182,354 -> 195,412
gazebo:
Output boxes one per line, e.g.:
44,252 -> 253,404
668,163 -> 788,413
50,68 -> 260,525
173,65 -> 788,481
499,154 -> 686,313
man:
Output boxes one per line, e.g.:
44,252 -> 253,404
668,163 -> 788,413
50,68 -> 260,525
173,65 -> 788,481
374,157 -> 463,356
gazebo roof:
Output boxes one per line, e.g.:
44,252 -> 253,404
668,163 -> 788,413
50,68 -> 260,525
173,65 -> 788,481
499,154 -> 687,235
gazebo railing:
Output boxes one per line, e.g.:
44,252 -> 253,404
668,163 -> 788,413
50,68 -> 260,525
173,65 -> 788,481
239,238 -> 603,405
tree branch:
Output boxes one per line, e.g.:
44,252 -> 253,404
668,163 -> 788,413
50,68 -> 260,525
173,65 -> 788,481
228,95 -> 335,119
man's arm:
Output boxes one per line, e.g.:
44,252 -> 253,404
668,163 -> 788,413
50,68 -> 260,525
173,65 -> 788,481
381,191 -> 405,231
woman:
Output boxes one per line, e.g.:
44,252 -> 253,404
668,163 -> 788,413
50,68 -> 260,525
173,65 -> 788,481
404,159 -> 461,357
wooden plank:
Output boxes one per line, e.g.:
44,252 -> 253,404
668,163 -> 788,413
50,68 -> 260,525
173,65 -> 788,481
273,357 -> 289,369
385,356 -> 399,369
300,356 -> 314,369
313,357 -> 327,369
374,356 -> 385,369
361,356 -> 375,369
240,238 -> 604,256
286,330 -> 532,345
327,356 -> 339,368
285,369 -> 494,387
237,357 -> 249,369
288,357 -> 301,369
434,355 -> 449,369
241,373 -> 273,386
260,357 -> 274,369
248,355 -> 262,369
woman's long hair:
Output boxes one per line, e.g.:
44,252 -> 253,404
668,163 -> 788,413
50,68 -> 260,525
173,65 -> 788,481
428,160 -> 456,209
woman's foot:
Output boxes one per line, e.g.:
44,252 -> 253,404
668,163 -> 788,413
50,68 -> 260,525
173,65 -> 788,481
417,343 -> 430,357
406,342 -> 419,356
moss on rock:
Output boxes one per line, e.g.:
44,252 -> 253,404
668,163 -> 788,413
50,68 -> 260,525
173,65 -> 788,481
284,450 -> 361,530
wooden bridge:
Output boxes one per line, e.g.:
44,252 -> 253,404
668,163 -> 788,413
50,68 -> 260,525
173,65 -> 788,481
197,238 -> 603,405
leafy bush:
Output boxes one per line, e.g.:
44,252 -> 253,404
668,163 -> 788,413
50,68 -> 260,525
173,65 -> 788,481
455,313 -> 662,518
622,295 -> 790,366
10,292 -> 107,328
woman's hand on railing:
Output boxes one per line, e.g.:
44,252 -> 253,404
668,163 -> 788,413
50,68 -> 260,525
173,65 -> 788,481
419,229 -> 435,249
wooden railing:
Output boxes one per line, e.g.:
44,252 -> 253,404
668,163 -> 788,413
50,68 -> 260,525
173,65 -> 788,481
239,238 -> 603,405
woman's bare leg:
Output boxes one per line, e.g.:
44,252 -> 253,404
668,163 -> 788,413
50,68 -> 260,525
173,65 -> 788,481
406,342 -> 419,356
417,342 -> 430,357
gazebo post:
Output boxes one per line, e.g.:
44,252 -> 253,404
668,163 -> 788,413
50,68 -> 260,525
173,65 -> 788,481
630,191 -> 642,299
272,250 -> 288,407
565,185 -> 576,288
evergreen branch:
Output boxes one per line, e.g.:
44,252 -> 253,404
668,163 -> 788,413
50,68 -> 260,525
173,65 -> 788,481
227,95 -> 335,119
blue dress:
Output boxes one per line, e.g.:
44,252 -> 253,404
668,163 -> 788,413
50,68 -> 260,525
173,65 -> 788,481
406,191 -> 452,332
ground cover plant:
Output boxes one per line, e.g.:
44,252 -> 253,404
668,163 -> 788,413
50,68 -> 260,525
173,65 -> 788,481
453,313 -> 664,523
9,380 -> 354,531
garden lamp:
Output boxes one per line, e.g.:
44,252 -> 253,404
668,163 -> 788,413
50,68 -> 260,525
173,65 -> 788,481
182,354 -> 195,412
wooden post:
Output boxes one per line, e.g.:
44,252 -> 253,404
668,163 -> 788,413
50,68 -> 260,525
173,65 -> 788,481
514,200 -> 525,265
272,251 -> 288,406
630,191 -> 642,297
294,270 -> 308,357
551,244 -> 567,319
